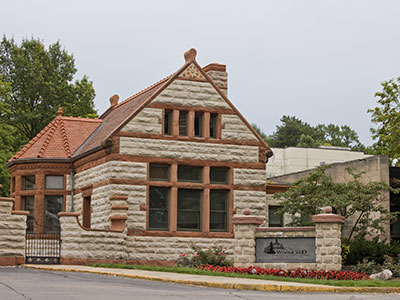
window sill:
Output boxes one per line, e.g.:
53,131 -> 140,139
128,230 -> 233,239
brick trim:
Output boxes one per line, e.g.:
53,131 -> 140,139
312,214 -> 345,224
232,216 -> 264,225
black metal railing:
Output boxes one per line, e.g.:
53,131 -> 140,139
25,218 -> 61,264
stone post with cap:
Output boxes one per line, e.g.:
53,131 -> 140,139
312,206 -> 344,271
232,208 -> 264,267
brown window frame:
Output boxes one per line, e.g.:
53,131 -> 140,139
23,175 -> 35,190
148,186 -> 170,231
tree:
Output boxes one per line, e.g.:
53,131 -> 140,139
273,165 -> 397,239
0,36 -> 98,196
267,116 -> 322,148
369,77 -> 400,166
251,123 -> 271,144
265,115 -> 365,151
0,36 -> 97,142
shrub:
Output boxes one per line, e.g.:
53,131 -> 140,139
177,244 -> 233,268
355,259 -> 380,274
342,237 -> 400,265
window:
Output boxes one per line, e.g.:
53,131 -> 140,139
23,176 -> 35,190
23,196 -> 34,232
268,206 -> 284,227
194,112 -> 203,137
44,195 -> 63,233
149,164 -> 169,181
11,177 -> 15,193
82,196 -> 91,228
210,167 -> 229,184
210,114 -> 217,138
164,110 -> 172,135
177,189 -> 202,231
210,190 -> 228,232
179,111 -> 188,136
149,187 -> 169,230
178,165 -> 202,182
45,175 -> 64,190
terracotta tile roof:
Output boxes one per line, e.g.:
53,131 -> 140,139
10,113 -> 103,161
74,74 -> 172,156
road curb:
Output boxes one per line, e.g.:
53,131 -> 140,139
22,265 -> 400,294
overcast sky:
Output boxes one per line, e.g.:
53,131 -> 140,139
2,0 -> 400,146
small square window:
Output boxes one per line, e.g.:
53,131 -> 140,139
268,206 -> 284,227
149,164 -> 170,181
210,114 -> 217,138
45,175 -> 64,190
23,176 -> 35,190
179,111 -> 188,136
178,165 -> 202,182
210,167 -> 229,184
164,110 -> 172,135
194,113 -> 203,137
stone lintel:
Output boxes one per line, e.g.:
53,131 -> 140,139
232,216 -> 264,225
58,212 -> 80,217
0,197 -> 15,202
256,226 -> 315,232
110,195 -> 129,201
111,205 -> 129,210
11,210 -> 30,216
312,214 -> 344,224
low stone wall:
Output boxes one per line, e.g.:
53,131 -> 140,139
58,212 -> 128,264
0,197 -> 29,266
232,208 -> 344,271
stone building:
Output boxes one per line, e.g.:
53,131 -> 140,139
7,49 -> 274,264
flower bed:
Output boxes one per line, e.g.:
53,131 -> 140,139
198,264 -> 369,280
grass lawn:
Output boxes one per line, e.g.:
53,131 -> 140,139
89,263 -> 400,287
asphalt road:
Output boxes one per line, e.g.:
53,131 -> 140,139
0,267 -> 399,300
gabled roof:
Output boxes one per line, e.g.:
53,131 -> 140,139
10,108 -> 102,161
10,49 -> 272,163
76,48 -> 272,157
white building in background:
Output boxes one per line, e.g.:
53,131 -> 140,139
266,146 -> 372,178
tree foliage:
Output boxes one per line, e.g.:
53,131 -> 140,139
273,165 -> 397,239
368,77 -> 400,166
0,36 -> 97,196
264,115 -> 365,151
0,36 -> 97,142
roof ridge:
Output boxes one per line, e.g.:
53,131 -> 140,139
38,119 -> 58,157
10,118 -> 58,161
61,116 -> 102,122
113,73 -> 173,110
59,118 -> 72,157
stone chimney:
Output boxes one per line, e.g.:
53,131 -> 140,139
203,63 -> 228,96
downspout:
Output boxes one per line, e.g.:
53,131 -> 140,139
70,168 -> 75,212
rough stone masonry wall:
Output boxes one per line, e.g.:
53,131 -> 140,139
0,198 -> 28,265
120,137 -> 259,163
59,213 -> 127,262
69,161 -> 146,229
233,169 -> 267,217
221,115 -> 258,141
152,80 -> 231,109
126,236 -> 234,262
123,108 -> 162,134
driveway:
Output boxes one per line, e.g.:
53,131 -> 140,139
0,267 -> 399,300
